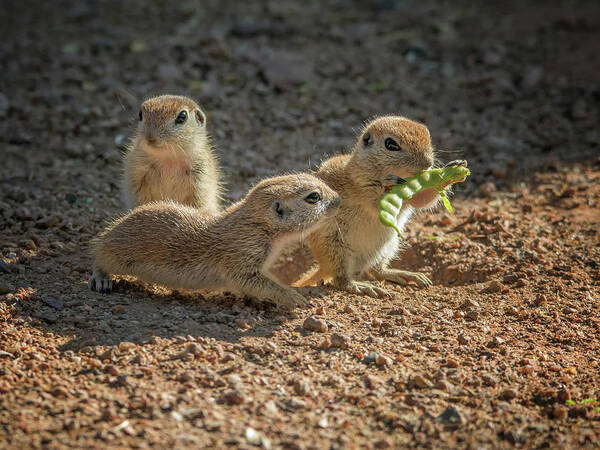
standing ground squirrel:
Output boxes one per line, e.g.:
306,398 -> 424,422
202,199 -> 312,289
89,174 -> 340,309
295,116 -> 446,297
122,95 -> 222,212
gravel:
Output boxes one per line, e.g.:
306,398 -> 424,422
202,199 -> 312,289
1,0 -> 599,448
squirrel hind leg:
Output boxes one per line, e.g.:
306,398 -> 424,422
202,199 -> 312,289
292,265 -> 326,287
88,269 -> 113,293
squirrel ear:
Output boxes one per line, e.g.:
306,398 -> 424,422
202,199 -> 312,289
362,132 -> 371,146
195,110 -> 206,126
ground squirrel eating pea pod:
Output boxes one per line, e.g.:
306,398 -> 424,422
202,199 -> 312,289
122,95 -> 222,212
295,116 -> 452,298
89,173 -> 340,309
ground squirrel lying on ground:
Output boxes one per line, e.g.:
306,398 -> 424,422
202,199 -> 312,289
295,116 -> 447,297
89,174 -> 340,309
122,95 -> 222,212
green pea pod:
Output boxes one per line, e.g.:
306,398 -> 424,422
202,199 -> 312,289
379,163 -> 470,236
379,194 -> 403,236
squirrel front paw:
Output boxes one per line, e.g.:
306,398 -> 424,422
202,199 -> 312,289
386,269 -> 432,288
341,281 -> 391,299
88,269 -> 113,293
267,289 -> 311,310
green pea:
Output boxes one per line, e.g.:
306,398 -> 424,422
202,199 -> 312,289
379,163 -> 470,236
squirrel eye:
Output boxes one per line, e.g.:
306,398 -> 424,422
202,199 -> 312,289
362,132 -> 371,146
175,110 -> 188,124
138,110 -> 143,121
384,138 -> 400,151
304,192 -> 321,204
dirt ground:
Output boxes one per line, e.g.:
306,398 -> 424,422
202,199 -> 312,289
1,0 -> 599,448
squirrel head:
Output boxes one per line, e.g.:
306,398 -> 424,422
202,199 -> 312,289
352,115 -> 435,181
245,174 -> 340,235
137,95 -> 207,148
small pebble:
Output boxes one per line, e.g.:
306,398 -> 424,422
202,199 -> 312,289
437,405 -> 465,426
65,192 -> 77,204
19,239 -> 36,251
502,273 -> 519,283
479,182 -> 497,197
42,296 -> 64,310
557,387 -> 571,402
552,406 -> 567,420
453,310 -> 464,319
482,375 -> 497,386
52,387 -> 69,398
330,333 -> 349,349
235,318 -> 250,329
178,372 -> 194,383
516,279 -> 528,287
375,355 -> 392,366
362,353 -> 379,364
118,342 -> 136,352
303,315 -> 327,333
465,310 -> 479,321
104,365 -> 120,377
343,305 -> 356,314
186,342 -> 204,355
245,427 -> 262,446
457,334 -> 470,345
460,299 -> 480,310
220,389 -> 246,405
364,374 -> 382,389
501,388 -> 517,400
435,380 -> 453,391
412,375 -> 432,389
293,379 -> 311,396
483,280 -> 505,294
318,337 -> 331,349
446,358 -> 460,368
0,283 -> 15,295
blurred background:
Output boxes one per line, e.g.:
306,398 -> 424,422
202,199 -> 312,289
0,0 -> 598,204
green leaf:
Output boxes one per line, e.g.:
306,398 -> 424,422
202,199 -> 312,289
299,83 -> 313,94
368,81 -> 386,93
423,235 -> 461,242
566,399 -> 576,405
130,40 -> 149,53
439,190 -> 453,214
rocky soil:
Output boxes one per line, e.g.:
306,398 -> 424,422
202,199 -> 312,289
1,0 -> 599,448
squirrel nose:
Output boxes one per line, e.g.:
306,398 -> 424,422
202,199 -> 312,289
144,129 -> 158,145
421,154 -> 434,170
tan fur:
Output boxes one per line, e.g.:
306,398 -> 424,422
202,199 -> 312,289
294,116 -> 439,297
122,95 -> 222,213
89,174 -> 340,309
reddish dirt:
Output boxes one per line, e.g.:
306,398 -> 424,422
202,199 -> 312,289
1,0 -> 599,448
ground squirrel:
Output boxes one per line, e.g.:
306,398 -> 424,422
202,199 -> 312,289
122,95 -> 222,212
89,174 -> 340,309
295,116 -> 448,297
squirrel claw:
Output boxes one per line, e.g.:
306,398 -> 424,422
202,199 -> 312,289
444,159 -> 467,168
383,175 -> 407,188
344,281 -> 391,299
88,270 -> 113,293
